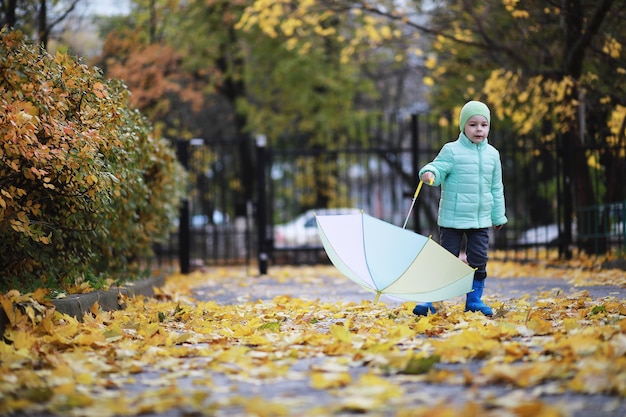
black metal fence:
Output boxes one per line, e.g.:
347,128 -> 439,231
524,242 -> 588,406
155,113 -> 625,272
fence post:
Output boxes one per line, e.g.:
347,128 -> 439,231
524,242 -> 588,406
256,135 -> 268,275
177,139 -> 191,274
559,133 -> 574,259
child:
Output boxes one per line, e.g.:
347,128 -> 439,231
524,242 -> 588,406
413,100 -> 507,316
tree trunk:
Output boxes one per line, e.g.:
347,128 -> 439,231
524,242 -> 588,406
4,0 -> 17,27
569,134 -> 606,253
38,0 -> 47,49
559,0 -> 616,255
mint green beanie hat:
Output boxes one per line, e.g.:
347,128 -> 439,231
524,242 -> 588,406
459,100 -> 490,132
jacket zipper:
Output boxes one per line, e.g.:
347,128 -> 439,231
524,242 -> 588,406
477,144 -> 483,223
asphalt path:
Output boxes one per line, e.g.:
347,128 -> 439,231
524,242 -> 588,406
9,269 -> 626,417
193,269 -> 626,305
182,270 -> 626,417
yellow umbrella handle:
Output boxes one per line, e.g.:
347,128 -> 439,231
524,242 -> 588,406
402,178 -> 432,229
413,180 -> 425,198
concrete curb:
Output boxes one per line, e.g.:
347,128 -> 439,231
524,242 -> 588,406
0,275 -> 166,337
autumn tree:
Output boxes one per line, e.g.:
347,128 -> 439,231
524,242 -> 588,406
0,30 -> 186,292
97,29 -> 205,139
246,3 -> 384,210
96,0 -> 418,214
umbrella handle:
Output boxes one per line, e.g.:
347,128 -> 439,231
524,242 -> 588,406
413,180 -> 425,198
402,179 -> 431,229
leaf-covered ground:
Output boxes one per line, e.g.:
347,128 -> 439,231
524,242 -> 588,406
1,260 -> 625,417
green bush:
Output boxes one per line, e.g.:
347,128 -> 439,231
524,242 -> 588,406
0,30 -> 187,293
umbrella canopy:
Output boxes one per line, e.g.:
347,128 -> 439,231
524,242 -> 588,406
316,212 -> 475,303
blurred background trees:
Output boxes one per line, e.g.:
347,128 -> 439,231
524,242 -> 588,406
89,0 -> 624,214
90,0 -> 422,214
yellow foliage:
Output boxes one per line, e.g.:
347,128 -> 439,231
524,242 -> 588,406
512,10 -> 530,19
310,370 -> 352,389
483,69 -> 581,138
424,55 -> 437,70
603,36 -> 622,59
502,0 -> 519,11
237,0 -> 403,66
607,105 -> 626,152
244,397 -> 290,416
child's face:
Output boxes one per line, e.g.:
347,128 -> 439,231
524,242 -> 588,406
463,115 -> 490,144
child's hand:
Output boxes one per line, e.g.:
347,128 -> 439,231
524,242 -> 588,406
494,225 -> 504,230
421,172 -> 435,184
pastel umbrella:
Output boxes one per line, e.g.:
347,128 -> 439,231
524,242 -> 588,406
316,212 -> 475,304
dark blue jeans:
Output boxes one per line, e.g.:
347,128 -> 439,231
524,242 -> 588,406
439,227 -> 489,281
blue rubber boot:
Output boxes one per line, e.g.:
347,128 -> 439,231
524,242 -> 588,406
464,279 -> 493,316
413,302 -> 436,316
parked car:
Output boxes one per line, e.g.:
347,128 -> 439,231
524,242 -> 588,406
191,211 -> 229,230
172,211 -> 229,231
273,208 -> 361,248
516,223 -> 577,245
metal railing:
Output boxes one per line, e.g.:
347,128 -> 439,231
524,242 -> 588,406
576,200 -> 625,255
151,114 -> 626,272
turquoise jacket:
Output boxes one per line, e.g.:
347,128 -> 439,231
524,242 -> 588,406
419,133 -> 507,229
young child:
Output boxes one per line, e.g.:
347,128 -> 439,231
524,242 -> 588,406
413,100 -> 507,316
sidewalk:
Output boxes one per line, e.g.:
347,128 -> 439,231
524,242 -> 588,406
4,265 -> 626,417
184,267 -> 626,417
191,265 -> 626,305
